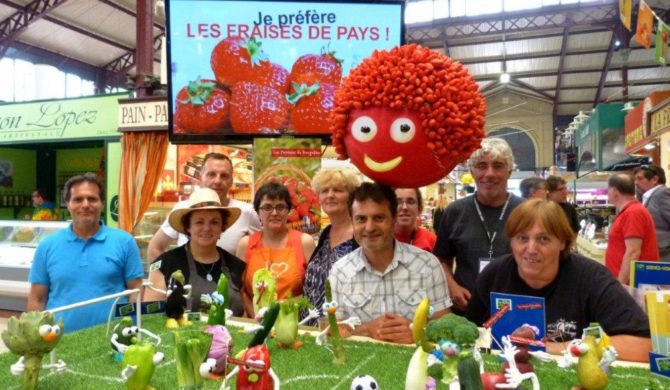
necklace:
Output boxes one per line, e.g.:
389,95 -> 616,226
186,243 -> 219,282
198,261 -> 218,282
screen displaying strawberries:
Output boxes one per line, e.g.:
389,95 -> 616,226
230,82 -> 290,134
167,1 -> 403,140
211,37 -> 290,93
287,82 -> 335,133
178,38 -> 341,135
173,78 -> 231,134
289,50 -> 343,86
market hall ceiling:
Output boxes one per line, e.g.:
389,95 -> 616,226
0,0 -> 668,117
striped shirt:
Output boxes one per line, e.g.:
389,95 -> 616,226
329,241 -> 452,323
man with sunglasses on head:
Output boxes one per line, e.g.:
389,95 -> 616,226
634,164 -> 670,261
394,188 -> 436,251
148,152 -> 261,259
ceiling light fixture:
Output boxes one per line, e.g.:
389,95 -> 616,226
622,101 -> 636,112
644,143 -> 656,150
500,73 -> 511,83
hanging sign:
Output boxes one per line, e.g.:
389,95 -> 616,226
635,0 -> 653,49
651,98 -> 670,136
655,20 -> 669,67
0,94 -> 127,144
118,98 -> 169,131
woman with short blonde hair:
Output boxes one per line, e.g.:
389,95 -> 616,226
303,168 -> 360,324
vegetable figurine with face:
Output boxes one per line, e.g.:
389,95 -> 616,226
166,270 -> 191,329
1,311 -> 64,390
207,272 -> 229,326
252,268 -> 277,317
223,302 -> 281,390
274,296 -> 317,349
424,313 -> 481,388
201,325 -> 232,377
121,342 -> 164,390
314,281 -> 360,365
570,333 -> 617,390
331,44 -> 486,188
111,316 -> 138,357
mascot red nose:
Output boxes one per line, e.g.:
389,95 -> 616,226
330,44 -> 486,187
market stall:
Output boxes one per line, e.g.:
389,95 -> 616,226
0,93 -> 128,311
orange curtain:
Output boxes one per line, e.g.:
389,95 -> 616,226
118,131 -> 169,232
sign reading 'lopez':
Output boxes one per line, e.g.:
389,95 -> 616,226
0,94 -> 127,143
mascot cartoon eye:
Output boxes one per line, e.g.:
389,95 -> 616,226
122,327 -> 135,337
38,324 -> 52,337
390,118 -> 416,143
52,325 -> 61,335
322,302 -> 332,311
330,300 -> 338,309
351,116 -> 377,142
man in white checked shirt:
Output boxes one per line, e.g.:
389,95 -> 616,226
329,183 -> 452,344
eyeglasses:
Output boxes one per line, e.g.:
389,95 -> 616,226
397,198 -> 418,207
259,204 -> 289,213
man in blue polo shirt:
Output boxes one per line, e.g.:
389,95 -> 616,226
27,173 -> 144,332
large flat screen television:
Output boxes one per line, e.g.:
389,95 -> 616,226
166,0 -> 405,144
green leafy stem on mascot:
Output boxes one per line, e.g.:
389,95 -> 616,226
330,44 -> 486,188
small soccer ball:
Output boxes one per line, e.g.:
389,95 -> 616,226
351,374 -> 378,390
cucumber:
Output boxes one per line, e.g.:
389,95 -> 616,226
248,302 -> 280,348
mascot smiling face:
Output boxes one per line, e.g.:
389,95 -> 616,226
331,44 -> 486,187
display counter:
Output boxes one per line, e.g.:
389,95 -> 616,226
575,235 -> 607,264
0,220 -> 69,311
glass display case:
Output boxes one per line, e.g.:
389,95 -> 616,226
0,220 -> 69,311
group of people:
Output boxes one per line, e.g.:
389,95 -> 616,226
26,141 -> 660,362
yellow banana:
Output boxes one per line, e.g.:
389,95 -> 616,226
412,297 -> 430,345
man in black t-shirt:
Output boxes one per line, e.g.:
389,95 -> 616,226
433,138 -> 523,313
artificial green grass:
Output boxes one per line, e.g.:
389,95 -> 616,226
1,313 -> 669,389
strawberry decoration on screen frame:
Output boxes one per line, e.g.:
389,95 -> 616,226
330,44 -> 486,188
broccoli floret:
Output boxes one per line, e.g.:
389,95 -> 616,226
425,314 -> 479,347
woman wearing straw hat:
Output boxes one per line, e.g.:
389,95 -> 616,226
144,187 -> 246,316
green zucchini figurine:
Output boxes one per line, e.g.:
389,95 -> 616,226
207,272 -> 229,325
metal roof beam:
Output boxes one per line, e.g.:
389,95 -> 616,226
593,37 -> 616,106
0,0 -> 133,52
553,27 -> 571,129
539,79 -> 670,91
97,0 -> 164,32
511,78 -> 555,101
0,0 -> 69,58
473,63 -> 661,81
435,28 -> 611,48
457,46 -> 639,65
406,1 -> 618,42
103,32 -> 163,81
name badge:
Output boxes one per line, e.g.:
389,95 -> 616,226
479,257 -> 491,273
